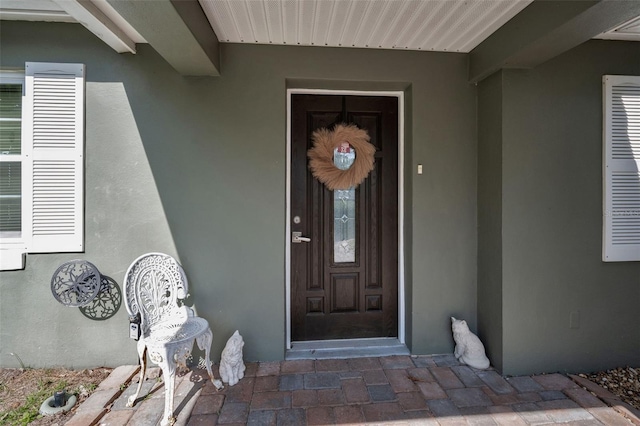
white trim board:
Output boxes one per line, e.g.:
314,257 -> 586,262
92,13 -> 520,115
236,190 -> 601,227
285,88 -> 406,351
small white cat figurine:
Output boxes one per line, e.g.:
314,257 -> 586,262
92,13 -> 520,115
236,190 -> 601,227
451,317 -> 490,370
219,330 -> 246,386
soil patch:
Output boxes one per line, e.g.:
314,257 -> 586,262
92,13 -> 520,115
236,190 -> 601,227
0,367 -> 112,426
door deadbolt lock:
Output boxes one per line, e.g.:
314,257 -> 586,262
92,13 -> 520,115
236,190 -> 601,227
292,231 -> 311,243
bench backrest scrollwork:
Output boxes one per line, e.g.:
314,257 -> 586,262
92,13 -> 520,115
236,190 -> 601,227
124,253 -> 190,336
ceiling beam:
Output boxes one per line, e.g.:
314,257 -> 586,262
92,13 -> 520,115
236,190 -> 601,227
469,0 -> 640,83
52,0 -> 136,53
105,0 -> 220,76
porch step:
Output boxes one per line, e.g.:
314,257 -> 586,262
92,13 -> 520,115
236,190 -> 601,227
286,338 -> 409,360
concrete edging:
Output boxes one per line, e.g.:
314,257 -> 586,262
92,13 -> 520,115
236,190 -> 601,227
65,365 -> 140,426
569,374 -> 640,426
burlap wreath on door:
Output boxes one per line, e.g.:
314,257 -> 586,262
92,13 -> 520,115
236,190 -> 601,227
307,124 -> 376,190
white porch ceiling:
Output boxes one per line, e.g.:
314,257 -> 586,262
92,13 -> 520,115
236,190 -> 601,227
2,0 -> 640,77
596,14 -> 640,42
0,0 -> 146,52
198,0 -> 532,53
0,0 -> 74,22
3,0 -> 640,55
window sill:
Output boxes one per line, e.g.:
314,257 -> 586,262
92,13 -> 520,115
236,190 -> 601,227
0,249 -> 26,271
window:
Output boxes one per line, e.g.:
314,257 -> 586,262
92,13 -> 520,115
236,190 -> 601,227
0,63 -> 84,270
603,75 -> 640,262
0,73 -> 24,240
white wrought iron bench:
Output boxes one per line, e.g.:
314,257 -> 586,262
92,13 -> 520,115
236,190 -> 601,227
124,253 -> 223,426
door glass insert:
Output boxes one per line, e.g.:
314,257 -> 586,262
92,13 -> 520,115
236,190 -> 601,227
333,188 -> 356,263
333,142 -> 357,263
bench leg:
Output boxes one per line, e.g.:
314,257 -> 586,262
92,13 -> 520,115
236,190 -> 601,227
127,341 -> 147,407
158,347 -> 178,426
196,329 -> 223,390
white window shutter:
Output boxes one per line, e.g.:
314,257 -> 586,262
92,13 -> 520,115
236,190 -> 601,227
603,75 -> 640,262
23,62 -> 84,253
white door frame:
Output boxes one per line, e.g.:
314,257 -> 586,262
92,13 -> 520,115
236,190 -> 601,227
285,88 -> 406,349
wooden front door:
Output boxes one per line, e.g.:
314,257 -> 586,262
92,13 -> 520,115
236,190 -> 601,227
291,94 -> 398,341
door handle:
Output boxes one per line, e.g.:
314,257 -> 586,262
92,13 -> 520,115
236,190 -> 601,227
292,232 -> 311,243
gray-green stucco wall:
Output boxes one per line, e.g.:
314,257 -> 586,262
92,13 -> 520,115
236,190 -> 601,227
477,71 -> 504,373
0,21 -> 477,368
478,40 -> 640,376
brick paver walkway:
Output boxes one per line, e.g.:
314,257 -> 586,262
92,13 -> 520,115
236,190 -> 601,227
67,354 -> 639,425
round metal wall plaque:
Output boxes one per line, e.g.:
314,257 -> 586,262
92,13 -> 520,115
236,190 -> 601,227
79,275 -> 122,320
51,260 -> 101,307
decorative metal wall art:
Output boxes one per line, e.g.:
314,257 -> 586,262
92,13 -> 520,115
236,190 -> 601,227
51,260 -> 101,307
50,260 -> 121,320
79,275 -> 122,321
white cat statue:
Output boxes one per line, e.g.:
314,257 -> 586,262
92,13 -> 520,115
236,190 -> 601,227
219,330 -> 246,386
451,317 -> 490,370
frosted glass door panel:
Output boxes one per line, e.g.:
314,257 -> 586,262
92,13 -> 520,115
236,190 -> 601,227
334,188 -> 356,263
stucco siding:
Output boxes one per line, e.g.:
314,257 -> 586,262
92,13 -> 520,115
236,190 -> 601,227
0,21 -> 477,367
1,22 -> 637,376
477,71 -> 504,372
500,40 -> 640,375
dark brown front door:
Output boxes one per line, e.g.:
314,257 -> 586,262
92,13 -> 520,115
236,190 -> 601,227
291,94 -> 398,341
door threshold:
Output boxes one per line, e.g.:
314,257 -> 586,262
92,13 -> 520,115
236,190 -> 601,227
286,338 -> 409,360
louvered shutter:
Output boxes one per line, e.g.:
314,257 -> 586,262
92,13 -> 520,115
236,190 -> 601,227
23,63 -> 84,253
603,75 -> 640,262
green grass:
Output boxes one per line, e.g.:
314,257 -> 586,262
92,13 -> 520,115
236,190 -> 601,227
0,378 -> 68,426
